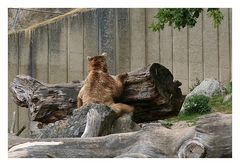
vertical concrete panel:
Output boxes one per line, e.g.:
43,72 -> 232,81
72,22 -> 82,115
83,9 -> 99,77
99,8 -> 116,75
48,19 -> 68,83
160,26 -> 173,73
203,9 -> 218,80
31,26 -> 49,82
146,8 -> 160,64
18,31 -> 31,137
219,8 -> 230,84
189,13 -> 203,88
173,28 -> 188,94
229,9 -> 232,79
68,14 -> 84,81
8,34 -> 19,133
130,8 -> 146,70
116,8 -> 130,73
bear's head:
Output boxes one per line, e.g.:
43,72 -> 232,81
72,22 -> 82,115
87,53 -> 108,73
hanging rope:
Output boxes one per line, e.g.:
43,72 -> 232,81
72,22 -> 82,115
10,8 -> 65,31
9,8 -> 64,15
12,8 -> 21,31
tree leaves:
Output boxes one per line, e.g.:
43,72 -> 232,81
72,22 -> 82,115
207,8 -> 224,28
150,8 -> 223,31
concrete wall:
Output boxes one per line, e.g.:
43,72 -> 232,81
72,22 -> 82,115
8,8 -> 232,136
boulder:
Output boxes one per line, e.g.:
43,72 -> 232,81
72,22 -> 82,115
188,78 -> 224,97
180,78 -> 225,114
223,94 -> 232,103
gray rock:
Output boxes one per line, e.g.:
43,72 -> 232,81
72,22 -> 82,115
180,78 -> 224,114
223,94 -> 232,103
188,78 -> 224,97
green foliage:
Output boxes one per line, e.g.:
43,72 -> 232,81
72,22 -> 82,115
184,95 -> 211,115
165,112 -> 204,127
150,8 -> 224,31
207,8 -> 224,28
209,95 -> 232,114
159,120 -> 173,128
225,81 -> 232,94
176,113 -> 203,124
164,93 -> 231,126
189,78 -> 201,92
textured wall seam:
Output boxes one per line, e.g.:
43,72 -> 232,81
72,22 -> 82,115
171,26 -> 173,74
67,17 -> 70,83
187,27 -> 190,93
47,25 -> 50,83
129,9 -> 132,71
145,8 -> 148,66
202,12 -> 205,80
228,8 -> 232,79
217,25 -> 220,81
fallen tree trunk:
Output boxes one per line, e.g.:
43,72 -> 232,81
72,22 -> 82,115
27,103 -> 140,139
8,113 -> 232,158
9,63 -> 184,124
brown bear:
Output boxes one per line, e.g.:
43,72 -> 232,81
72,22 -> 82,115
77,53 -> 134,116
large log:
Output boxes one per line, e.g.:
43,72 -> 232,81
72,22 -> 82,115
26,103 -> 140,138
9,63 -> 184,124
21,103 -> 140,138
8,113 -> 232,158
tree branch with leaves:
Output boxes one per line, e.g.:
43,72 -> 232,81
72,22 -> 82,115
150,8 -> 224,31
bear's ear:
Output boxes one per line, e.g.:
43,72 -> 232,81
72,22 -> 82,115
101,52 -> 107,57
87,56 -> 93,61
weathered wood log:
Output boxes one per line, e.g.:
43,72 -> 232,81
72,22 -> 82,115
10,75 -> 83,123
28,103 -> 139,138
194,113 -> 232,158
178,139 -> 206,158
28,104 -> 89,138
8,113 -> 232,158
9,63 -> 184,124
121,63 -> 184,122
81,104 -> 118,138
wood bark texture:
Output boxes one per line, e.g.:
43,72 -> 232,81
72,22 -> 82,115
9,63 -> 184,124
8,113 -> 232,158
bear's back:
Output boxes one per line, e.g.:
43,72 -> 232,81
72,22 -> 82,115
81,70 -> 118,105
